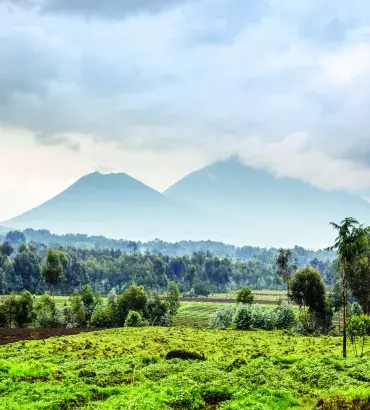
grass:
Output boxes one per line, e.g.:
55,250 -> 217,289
173,302 -> 227,327
0,327 -> 369,409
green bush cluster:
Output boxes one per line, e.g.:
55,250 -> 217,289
0,282 -> 180,330
209,305 -> 296,330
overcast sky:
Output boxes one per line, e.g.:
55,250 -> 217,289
1,0 -> 370,221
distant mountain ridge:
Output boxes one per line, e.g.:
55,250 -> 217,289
3,157 -> 370,248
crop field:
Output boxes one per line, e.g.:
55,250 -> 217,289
0,327 -> 369,409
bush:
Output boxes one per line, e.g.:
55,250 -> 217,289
209,306 -> 234,329
117,285 -> 147,326
165,350 -> 206,361
193,280 -> 212,297
145,295 -> 169,326
90,305 -> 113,328
124,310 -> 143,327
233,305 -> 253,330
274,306 -> 296,329
350,302 -> 363,317
237,287 -> 254,305
348,314 -> 370,357
251,306 -> 276,330
35,293 -> 63,328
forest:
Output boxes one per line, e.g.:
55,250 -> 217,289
0,229 -> 338,296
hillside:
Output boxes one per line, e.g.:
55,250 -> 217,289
164,156 -> 370,247
3,172 -> 196,241
4,158 -> 370,247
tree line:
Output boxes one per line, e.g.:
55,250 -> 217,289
0,230 -> 339,296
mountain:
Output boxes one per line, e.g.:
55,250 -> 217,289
164,156 -> 370,247
3,172 -> 197,241
4,158 -> 370,248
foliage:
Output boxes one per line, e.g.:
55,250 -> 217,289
166,281 -> 180,316
348,314 -> 370,357
236,286 -> 254,305
233,305 -> 253,330
90,305 -> 113,328
145,295 -> 169,326
35,292 -> 62,328
193,280 -> 212,297
289,267 -> 327,314
0,327 -> 369,409
5,230 -> 26,245
124,310 -> 143,327
209,305 -> 234,329
117,285 -> 147,326
41,249 -> 65,292
210,305 -> 296,331
276,248 -> 297,298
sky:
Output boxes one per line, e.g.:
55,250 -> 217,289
1,0 -> 370,221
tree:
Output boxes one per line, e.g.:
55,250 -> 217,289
14,290 -> 34,328
81,285 -> 98,322
124,310 -> 143,327
42,250 -> 65,295
289,267 -> 331,334
348,314 -> 370,357
193,280 -> 211,297
117,285 -> 147,326
289,267 -> 327,313
166,281 -> 180,316
145,294 -> 169,326
13,246 -> 41,293
237,286 -> 254,305
0,242 -> 13,257
276,248 -> 297,302
328,217 -> 368,357
5,230 -> 26,245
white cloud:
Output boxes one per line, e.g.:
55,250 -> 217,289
238,133 -> 370,193
320,43 -> 370,85
1,0 -> 370,221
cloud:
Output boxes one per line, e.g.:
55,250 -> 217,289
1,0 -> 370,198
4,0 -> 193,19
35,134 -> 81,151
237,133 -> 370,193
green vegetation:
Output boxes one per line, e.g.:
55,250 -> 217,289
0,327 -> 370,409
0,229 -> 338,296
0,218 -> 369,408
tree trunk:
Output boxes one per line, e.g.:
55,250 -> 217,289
342,287 -> 347,358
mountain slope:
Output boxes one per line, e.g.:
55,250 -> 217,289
164,156 -> 370,247
3,172 -> 195,241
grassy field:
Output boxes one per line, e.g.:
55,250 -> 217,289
0,327 -> 369,409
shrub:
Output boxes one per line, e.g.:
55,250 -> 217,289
117,285 -> 147,326
193,280 -> 212,297
274,306 -> 296,329
350,302 -> 363,317
35,293 -> 63,328
90,305 -> 113,328
124,310 -> 143,327
251,306 -> 276,330
145,295 -> 169,326
209,306 -> 234,329
166,281 -> 180,316
233,305 -> 253,330
237,287 -> 254,305
165,350 -> 206,361
348,314 -> 370,357
66,292 -> 86,328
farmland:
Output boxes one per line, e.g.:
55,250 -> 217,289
0,327 -> 369,409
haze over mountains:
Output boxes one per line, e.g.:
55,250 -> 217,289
3,157 -> 370,248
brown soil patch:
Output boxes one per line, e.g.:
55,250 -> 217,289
0,328 -> 103,345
